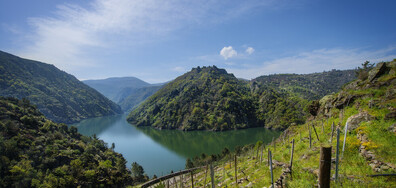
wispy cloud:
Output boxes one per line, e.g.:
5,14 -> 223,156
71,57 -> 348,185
14,0 -> 273,72
228,47 -> 396,80
171,66 -> 187,73
246,47 -> 255,55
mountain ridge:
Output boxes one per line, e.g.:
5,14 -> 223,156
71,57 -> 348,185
0,50 -> 122,124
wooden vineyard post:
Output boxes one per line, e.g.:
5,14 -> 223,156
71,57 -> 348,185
234,154 -> 238,186
260,145 -> 264,164
166,179 -> 169,188
256,145 -> 259,162
335,127 -> 340,183
269,150 -> 274,188
204,164 -> 208,188
319,146 -> 332,188
342,122 -> 348,158
210,163 -> 215,188
174,176 -> 177,188
180,172 -> 184,188
330,122 -> 335,143
309,125 -> 312,149
223,162 -> 225,182
191,170 -> 194,188
299,131 -> 302,142
251,147 -> 254,160
272,137 -> 276,152
290,139 -> 295,180
312,123 -> 320,142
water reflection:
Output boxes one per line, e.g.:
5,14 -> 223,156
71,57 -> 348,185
72,114 -> 280,176
137,127 -> 280,159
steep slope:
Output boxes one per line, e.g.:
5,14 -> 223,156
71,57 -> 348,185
118,85 -> 162,111
253,69 -> 356,100
128,66 -> 260,131
83,77 -> 150,102
0,97 -> 132,187
128,66 -> 310,131
251,83 -> 308,130
0,51 -> 121,124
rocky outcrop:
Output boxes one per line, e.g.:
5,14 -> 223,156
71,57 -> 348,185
334,93 -> 359,109
368,62 -> 389,82
388,123 -> 396,133
357,131 -> 395,172
346,111 -> 374,131
384,110 -> 396,120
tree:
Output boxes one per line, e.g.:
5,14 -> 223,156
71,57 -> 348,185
185,158 -> 194,169
221,147 -> 230,158
307,100 -> 320,117
131,162 -> 144,179
356,61 -> 374,80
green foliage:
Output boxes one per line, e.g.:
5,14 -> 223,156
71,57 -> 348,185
0,97 -> 132,187
185,158 -> 194,169
356,61 -> 375,80
253,69 -> 356,100
0,50 -> 122,124
128,66 -> 311,131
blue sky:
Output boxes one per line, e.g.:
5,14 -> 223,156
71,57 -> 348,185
1,0 -> 396,83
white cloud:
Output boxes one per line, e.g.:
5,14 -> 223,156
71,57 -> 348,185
246,47 -> 255,55
220,46 -> 238,60
14,0 -> 273,72
228,47 -> 396,80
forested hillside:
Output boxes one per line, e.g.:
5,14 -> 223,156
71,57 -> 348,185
0,97 -> 132,187
253,69 -> 356,100
0,51 -> 121,124
128,66 -> 309,131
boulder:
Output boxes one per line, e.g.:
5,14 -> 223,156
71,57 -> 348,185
388,123 -> 396,133
346,112 -> 374,130
368,62 -> 389,82
334,93 -> 358,109
385,111 -> 396,120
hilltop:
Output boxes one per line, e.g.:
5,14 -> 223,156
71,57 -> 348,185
128,66 -> 310,131
128,66 -> 260,131
0,51 -> 121,124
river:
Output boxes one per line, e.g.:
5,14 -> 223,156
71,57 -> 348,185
72,113 -> 280,177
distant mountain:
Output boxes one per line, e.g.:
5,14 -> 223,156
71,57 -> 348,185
0,50 -> 122,124
118,85 -> 162,112
83,77 -> 150,102
84,77 -> 165,112
253,69 -> 356,100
